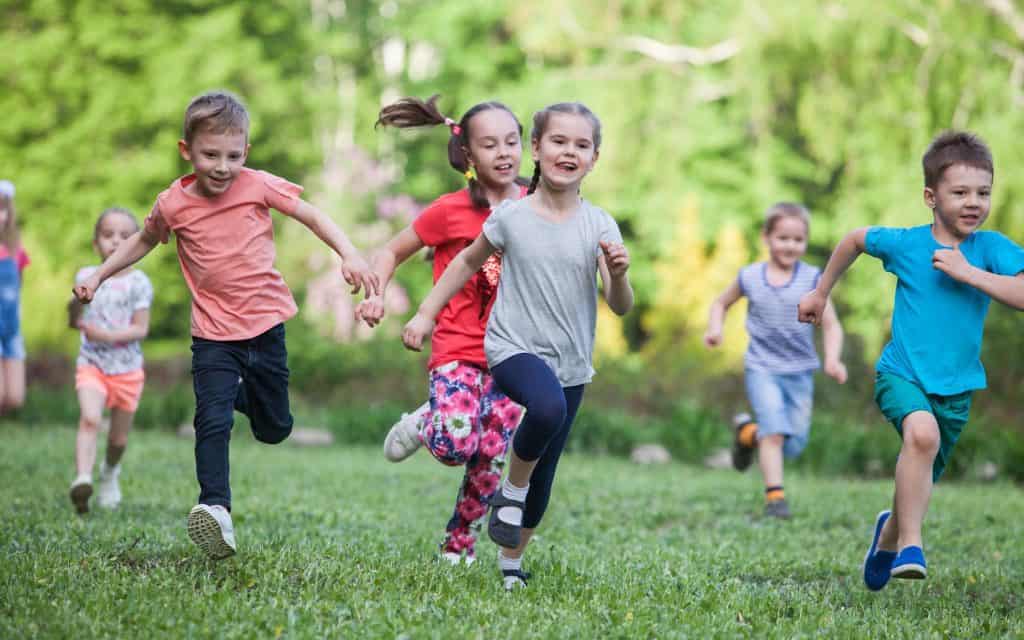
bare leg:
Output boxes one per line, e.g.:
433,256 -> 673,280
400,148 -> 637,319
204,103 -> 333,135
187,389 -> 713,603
107,408 -> 136,466
879,411 -> 939,550
75,388 -> 106,476
758,434 -> 785,489
507,450 -> 538,488
0,358 -> 25,413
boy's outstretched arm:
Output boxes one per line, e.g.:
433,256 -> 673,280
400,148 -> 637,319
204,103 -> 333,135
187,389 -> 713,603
402,233 -> 496,351
932,247 -> 1024,310
291,201 -> 380,297
798,227 -> 869,326
704,279 -> 742,347
73,229 -> 159,303
355,226 -> 425,328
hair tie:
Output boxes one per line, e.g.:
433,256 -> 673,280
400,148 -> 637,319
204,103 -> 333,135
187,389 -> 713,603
444,117 -> 461,136
464,168 -> 476,181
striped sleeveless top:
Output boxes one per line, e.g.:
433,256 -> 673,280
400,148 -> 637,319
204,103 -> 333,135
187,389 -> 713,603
737,261 -> 821,373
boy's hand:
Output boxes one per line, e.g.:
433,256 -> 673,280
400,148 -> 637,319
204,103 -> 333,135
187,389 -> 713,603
355,295 -> 386,328
932,245 -> 973,282
703,329 -> 723,348
797,289 -> 828,326
599,241 -> 630,278
402,312 -> 435,352
341,256 -> 381,297
73,275 -> 101,303
824,359 -> 848,384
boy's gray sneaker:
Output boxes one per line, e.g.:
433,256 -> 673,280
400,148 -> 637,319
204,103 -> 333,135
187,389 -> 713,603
187,504 -> 237,559
764,498 -> 792,519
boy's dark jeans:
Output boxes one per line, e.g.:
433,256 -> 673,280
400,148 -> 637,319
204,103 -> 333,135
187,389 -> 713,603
191,323 -> 293,509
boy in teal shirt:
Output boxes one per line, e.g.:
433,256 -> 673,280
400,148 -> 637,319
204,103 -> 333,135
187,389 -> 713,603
798,130 -> 1024,590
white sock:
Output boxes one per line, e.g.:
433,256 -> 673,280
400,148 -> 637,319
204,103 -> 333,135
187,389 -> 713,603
501,478 -> 529,502
498,550 -> 523,572
101,461 -> 120,476
73,472 -> 92,486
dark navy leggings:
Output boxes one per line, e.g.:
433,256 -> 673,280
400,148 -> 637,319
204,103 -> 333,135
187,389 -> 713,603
490,353 -> 584,529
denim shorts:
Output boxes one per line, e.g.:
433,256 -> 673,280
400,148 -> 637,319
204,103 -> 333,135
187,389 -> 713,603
0,332 -> 25,360
744,368 -> 815,458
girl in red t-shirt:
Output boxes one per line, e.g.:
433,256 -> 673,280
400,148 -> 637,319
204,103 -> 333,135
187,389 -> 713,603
358,96 -> 527,565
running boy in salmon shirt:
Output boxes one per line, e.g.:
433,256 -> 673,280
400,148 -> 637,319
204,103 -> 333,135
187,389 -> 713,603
74,91 -> 378,559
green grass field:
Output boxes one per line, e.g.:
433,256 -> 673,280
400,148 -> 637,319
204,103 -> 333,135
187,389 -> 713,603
2,425 -> 1022,639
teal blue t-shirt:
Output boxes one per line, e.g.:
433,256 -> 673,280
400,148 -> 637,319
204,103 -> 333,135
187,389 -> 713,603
865,225 -> 1024,395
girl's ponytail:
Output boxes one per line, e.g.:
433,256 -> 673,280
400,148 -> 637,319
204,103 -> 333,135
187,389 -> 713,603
377,96 -> 523,210
527,161 -> 541,195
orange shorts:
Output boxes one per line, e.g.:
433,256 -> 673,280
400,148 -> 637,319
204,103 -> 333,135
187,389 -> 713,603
75,365 -> 146,413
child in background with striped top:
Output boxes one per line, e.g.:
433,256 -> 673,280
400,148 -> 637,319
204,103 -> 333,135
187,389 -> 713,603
704,203 -> 847,519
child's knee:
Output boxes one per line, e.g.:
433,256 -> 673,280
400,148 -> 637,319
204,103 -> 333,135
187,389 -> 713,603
903,419 -> 940,455
250,411 -> 293,444
526,396 -> 567,437
79,412 -> 102,432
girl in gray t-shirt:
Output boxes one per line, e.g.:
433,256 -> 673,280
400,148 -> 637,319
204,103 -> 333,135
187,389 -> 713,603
68,208 -> 153,515
402,102 -> 634,590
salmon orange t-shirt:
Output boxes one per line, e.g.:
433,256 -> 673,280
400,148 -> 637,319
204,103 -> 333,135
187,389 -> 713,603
144,168 -> 302,341
412,188 -> 524,370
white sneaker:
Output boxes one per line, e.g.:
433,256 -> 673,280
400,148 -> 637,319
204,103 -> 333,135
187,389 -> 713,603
187,504 -> 237,559
440,551 -> 477,566
69,474 -> 93,514
383,402 -> 429,462
96,463 -> 121,509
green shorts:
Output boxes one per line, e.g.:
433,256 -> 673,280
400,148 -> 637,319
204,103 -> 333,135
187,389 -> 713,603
874,371 -> 972,482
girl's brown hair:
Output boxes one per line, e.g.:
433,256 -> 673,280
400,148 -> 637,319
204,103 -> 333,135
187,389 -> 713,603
93,207 -> 140,242
763,202 -> 810,235
376,95 -> 524,209
0,191 -> 20,253
527,102 -> 603,195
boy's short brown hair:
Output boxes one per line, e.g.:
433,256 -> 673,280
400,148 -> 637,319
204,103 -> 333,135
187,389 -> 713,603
182,91 -> 250,143
922,130 -> 993,188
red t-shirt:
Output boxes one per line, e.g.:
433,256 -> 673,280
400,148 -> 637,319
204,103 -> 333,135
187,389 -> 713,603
412,188 -> 524,370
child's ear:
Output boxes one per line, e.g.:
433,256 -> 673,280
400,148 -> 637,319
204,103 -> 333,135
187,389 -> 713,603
178,139 -> 191,163
923,186 -> 936,209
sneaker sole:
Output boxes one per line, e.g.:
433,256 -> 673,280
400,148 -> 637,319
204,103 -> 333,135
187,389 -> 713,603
70,483 -> 93,514
187,508 -> 236,560
383,426 -> 422,463
891,563 -> 926,580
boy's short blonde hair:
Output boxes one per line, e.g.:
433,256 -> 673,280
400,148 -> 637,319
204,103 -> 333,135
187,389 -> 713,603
763,202 -> 810,235
183,91 -> 250,143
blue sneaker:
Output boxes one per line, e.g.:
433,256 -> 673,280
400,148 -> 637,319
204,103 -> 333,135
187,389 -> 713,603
891,545 -> 927,580
863,510 -> 897,591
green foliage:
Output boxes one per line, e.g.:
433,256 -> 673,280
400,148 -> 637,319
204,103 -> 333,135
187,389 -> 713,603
4,426 -> 1024,638
5,0 -> 1024,418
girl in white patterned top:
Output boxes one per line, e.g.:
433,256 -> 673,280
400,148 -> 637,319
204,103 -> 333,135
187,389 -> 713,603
68,208 -> 153,514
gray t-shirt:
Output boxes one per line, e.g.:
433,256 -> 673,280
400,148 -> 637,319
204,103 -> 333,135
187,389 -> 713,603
482,197 -> 623,386
75,267 -> 153,375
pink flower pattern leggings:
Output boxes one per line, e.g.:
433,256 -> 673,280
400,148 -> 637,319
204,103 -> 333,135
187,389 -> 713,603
419,361 -> 524,558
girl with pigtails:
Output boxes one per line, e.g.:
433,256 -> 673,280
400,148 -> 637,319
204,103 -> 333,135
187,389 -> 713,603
357,95 -> 527,566
403,102 -> 634,590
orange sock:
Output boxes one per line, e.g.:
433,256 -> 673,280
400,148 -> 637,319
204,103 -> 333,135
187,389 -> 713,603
765,486 -> 785,502
738,422 -> 758,447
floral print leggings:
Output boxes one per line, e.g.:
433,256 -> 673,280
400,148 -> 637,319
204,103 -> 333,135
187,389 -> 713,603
420,361 -> 524,559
